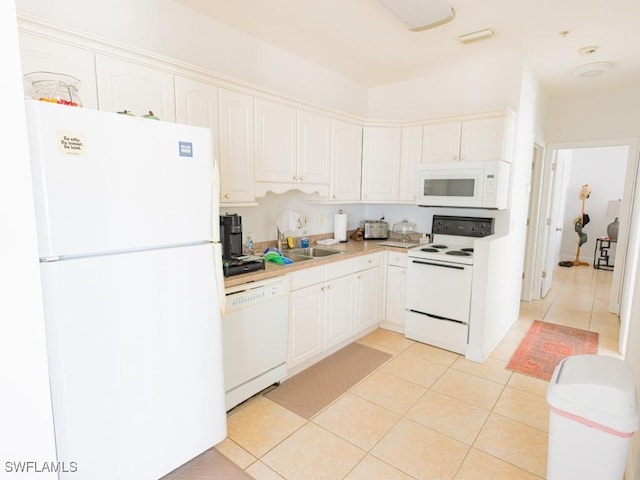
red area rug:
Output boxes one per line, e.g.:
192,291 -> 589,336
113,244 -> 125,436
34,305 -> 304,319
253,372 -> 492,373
506,320 -> 599,381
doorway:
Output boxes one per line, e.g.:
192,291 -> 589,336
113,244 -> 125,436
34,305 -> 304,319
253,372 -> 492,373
525,138 -> 640,354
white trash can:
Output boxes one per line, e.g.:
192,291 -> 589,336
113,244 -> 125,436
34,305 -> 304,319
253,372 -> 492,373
546,354 -> 639,480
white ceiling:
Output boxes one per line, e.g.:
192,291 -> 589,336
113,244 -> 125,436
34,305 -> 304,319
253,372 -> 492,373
174,0 -> 640,97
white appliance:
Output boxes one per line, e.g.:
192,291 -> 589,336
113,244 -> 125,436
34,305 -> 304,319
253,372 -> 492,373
405,215 -> 494,354
416,160 -> 510,209
223,277 -> 290,411
24,99 -> 227,480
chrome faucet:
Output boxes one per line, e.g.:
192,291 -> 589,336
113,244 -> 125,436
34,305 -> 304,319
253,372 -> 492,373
276,227 -> 285,250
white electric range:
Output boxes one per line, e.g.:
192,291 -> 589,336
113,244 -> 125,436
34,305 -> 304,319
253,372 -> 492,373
405,215 -> 494,354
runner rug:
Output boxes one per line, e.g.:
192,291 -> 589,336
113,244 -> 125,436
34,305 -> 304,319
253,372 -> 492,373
506,320 -> 599,381
265,342 -> 392,419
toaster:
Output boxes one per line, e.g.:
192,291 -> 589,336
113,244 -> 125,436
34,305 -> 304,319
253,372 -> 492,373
361,220 -> 389,239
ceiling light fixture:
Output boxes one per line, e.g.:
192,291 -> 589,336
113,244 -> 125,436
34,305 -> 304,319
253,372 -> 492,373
572,61 -> 614,77
378,0 -> 456,32
578,45 -> 599,56
458,28 -> 495,44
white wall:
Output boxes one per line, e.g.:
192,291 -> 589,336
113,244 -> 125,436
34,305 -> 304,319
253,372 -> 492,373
2,2 -> 57,476
368,53 -> 525,121
15,0 -> 369,117
559,146 -> 627,261
546,85 -> 640,143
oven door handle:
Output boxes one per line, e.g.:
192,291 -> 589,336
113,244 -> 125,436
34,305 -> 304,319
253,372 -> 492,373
410,260 -> 465,270
408,309 -> 467,325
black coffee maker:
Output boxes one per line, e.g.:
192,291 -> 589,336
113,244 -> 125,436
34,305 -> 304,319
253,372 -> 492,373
220,213 -> 243,260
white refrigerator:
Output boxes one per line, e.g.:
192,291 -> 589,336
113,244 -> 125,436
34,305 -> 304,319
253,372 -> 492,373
24,99 -> 227,479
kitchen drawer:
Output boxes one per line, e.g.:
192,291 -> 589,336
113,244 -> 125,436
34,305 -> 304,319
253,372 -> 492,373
405,310 -> 468,355
325,257 -> 358,280
387,251 -> 408,268
288,265 -> 325,291
357,252 -> 381,271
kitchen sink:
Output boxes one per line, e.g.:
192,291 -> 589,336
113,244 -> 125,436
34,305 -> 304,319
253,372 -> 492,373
282,252 -> 314,263
287,247 -> 344,258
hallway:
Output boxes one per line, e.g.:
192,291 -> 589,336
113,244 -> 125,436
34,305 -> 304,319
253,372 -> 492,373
515,265 -> 621,360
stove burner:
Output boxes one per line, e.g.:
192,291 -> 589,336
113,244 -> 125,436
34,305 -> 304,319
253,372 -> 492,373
446,250 -> 471,256
461,248 -> 474,253
430,244 -> 448,249
421,248 -> 440,253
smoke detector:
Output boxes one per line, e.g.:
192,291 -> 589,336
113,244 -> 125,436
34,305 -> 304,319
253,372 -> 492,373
572,61 -> 614,77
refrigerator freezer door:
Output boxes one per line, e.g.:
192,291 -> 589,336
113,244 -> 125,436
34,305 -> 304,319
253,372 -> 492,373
40,244 -> 226,480
25,100 -> 217,258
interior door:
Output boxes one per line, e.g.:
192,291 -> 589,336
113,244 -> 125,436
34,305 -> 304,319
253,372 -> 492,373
541,150 -> 571,297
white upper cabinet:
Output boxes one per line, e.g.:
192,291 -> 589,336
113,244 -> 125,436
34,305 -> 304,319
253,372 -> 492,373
422,115 -> 514,163
361,127 -> 401,202
330,119 -> 362,202
254,98 -> 297,184
174,76 -> 218,129
19,32 -> 98,109
297,110 -> 331,185
218,89 -> 256,205
254,98 -> 331,196
398,126 -> 423,202
460,116 -> 513,162
175,78 -> 255,206
421,122 -> 462,163
95,54 -> 175,121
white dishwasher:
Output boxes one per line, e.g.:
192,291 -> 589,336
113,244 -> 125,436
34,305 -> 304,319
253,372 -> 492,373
223,276 -> 290,411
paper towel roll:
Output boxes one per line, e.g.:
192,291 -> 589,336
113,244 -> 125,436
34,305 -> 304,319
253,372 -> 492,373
334,212 -> 348,242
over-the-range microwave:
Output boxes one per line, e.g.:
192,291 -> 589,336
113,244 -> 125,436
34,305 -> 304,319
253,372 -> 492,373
416,160 -> 510,210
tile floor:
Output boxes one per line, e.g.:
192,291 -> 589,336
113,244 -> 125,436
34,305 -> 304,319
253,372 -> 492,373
214,266 -> 620,480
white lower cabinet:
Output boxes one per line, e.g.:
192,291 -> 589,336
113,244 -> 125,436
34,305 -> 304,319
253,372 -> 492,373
383,251 -> 408,333
287,254 -> 381,371
355,266 -> 381,331
288,283 -> 325,368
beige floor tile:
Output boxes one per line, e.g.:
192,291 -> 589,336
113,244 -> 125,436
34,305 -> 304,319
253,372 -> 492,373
357,328 -> 414,354
381,351 -> 448,387
372,418 -> 469,480
490,341 -> 518,362
542,314 -> 590,330
351,370 -> 425,415
474,414 -> 548,477
431,369 -> 504,411
452,356 -> 512,384
406,390 -> 489,445
400,341 -> 460,367
226,397 -> 306,458
262,422 -> 365,480
344,455 -> 414,480
312,392 -> 400,450
214,437 -> 256,469
454,448 -> 543,480
507,373 -> 549,397
493,386 -> 550,432
246,461 -> 285,480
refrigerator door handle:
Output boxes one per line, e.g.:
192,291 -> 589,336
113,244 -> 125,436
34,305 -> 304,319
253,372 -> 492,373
212,242 -> 226,317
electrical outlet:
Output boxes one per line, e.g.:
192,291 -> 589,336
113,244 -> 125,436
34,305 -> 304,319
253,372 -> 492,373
300,215 -> 308,226
419,233 -> 431,245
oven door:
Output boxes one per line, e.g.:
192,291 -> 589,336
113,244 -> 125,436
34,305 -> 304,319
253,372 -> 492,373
416,162 -> 485,208
404,258 -> 472,354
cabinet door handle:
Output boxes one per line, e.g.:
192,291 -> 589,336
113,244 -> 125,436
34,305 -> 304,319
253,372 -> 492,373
332,194 -> 337,199
327,284 -> 332,289
224,193 -> 231,199
452,155 -> 458,160
299,176 -> 304,181
460,155 -> 466,160
293,175 -> 299,181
